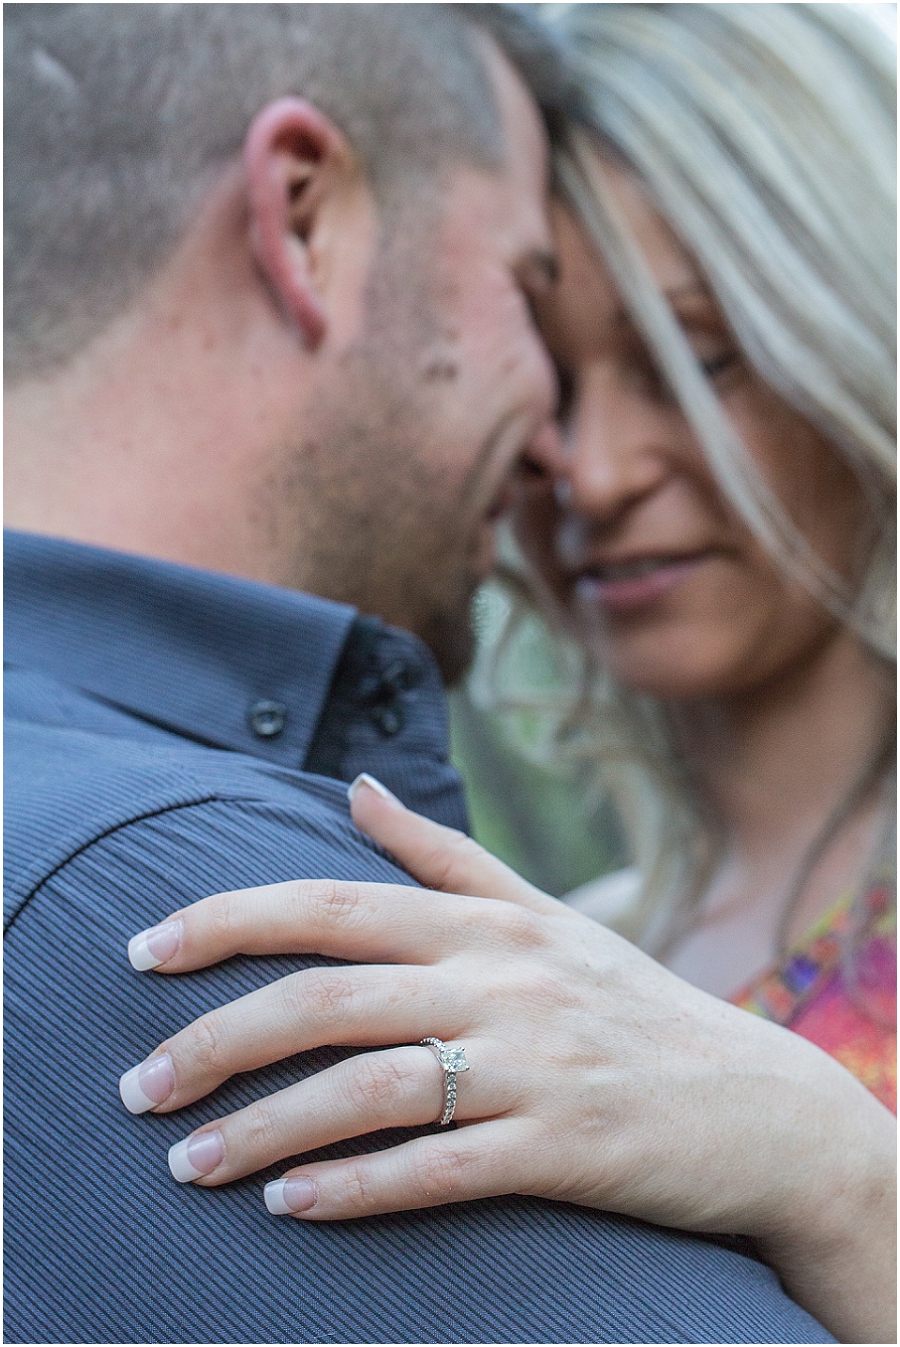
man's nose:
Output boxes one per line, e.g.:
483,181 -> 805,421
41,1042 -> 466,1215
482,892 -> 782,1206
562,375 -> 669,524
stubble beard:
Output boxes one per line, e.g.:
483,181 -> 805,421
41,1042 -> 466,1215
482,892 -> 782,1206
276,317 -> 481,686
307,380 -> 480,685
261,201 -> 499,684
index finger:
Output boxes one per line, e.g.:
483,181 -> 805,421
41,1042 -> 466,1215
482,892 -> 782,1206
349,778 -> 563,917
126,877 -> 550,974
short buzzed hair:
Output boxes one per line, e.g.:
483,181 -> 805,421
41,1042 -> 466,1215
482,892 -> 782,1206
4,2 -> 573,380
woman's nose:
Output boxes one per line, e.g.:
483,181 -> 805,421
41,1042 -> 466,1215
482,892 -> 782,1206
562,373 -> 670,523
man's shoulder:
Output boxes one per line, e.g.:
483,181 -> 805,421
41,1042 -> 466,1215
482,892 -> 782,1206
4,675 -> 833,1346
5,688 -> 401,927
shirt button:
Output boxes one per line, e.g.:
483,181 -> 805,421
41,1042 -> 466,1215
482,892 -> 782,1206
248,699 -> 287,739
371,704 -> 403,736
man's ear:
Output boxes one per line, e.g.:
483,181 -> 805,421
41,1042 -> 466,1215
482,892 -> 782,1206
244,97 -> 353,349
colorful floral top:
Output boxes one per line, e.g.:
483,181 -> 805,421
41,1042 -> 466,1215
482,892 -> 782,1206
731,873 -> 897,1113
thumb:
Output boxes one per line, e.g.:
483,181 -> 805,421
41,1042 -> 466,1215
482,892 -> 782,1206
347,774 -> 562,915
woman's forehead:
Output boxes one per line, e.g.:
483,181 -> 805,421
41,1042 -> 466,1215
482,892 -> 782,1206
541,175 -> 708,360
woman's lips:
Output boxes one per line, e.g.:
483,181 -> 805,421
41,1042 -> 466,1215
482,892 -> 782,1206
572,553 -> 712,613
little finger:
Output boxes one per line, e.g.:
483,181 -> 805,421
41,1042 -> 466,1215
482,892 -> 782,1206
264,1119 -> 531,1220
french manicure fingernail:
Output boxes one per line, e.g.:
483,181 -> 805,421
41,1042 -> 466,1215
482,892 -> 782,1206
168,1129 -> 225,1183
264,1176 -> 319,1215
348,773 -> 401,806
128,918 -> 183,971
118,1052 -> 175,1114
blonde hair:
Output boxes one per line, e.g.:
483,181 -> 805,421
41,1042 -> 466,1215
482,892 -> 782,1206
481,3 -> 896,949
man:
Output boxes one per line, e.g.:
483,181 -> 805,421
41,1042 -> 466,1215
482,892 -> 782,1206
5,5 -> 830,1343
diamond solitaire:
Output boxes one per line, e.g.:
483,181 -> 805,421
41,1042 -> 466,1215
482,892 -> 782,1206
439,1046 -> 469,1073
419,1037 -> 470,1125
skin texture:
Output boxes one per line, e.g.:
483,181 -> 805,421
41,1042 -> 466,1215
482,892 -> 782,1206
4,42 -> 560,683
518,169 -> 894,990
124,784 -> 896,1345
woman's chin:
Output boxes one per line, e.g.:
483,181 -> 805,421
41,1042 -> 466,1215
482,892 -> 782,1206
582,629 -> 752,701
607,663 -> 723,700
567,586 -> 775,701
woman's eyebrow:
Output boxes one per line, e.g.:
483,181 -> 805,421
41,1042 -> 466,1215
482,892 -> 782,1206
610,284 -> 721,332
662,281 -> 709,303
663,283 -> 724,319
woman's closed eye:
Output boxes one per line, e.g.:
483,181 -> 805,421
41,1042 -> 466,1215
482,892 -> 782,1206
623,341 -> 742,406
699,348 -> 741,383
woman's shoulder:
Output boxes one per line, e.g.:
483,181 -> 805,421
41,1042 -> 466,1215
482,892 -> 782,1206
564,866 -> 642,925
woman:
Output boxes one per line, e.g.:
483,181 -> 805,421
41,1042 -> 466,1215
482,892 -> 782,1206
117,6 -> 896,1342
500,0 -> 897,1099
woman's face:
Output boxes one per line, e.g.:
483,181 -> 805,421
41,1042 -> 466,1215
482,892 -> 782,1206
518,163 -> 869,700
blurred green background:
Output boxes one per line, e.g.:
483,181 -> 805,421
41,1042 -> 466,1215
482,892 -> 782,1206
448,581 -> 624,898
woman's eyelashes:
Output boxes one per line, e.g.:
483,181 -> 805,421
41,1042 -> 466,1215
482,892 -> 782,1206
699,348 -> 741,382
624,340 -> 742,405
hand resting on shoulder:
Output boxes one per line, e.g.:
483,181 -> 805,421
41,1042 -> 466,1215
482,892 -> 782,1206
119,776 -> 896,1345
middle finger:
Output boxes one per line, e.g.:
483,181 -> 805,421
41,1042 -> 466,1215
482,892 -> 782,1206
119,962 -> 459,1114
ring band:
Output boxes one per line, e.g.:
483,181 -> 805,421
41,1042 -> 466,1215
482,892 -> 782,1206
419,1037 -> 470,1125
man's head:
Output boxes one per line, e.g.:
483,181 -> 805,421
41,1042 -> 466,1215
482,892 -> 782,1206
5,3 -> 573,680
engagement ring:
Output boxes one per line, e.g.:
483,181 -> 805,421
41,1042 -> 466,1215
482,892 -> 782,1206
419,1036 -> 470,1125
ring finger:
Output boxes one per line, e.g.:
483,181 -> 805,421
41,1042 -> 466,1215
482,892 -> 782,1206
166,1040 -> 497,1187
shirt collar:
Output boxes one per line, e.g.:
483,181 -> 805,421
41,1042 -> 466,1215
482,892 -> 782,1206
4,529 -> 365,769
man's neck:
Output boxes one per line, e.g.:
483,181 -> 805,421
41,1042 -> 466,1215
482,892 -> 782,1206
3,159 -> 326,591
4,332 -> 304,590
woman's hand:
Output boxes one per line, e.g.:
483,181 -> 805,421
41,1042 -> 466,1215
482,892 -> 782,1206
121,776 -> 896,1344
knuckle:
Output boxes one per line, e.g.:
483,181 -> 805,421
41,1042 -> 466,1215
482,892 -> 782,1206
308,878 -> 364,926
476,955 -> 574,1016
526,968 -> 577,1011
426,829 -> 482,891
283,969 -> 355,1025
341,1163 -> 375,1212
411,1146 -> 469,1202
240,1096 -> 285,1160
182,1012 -> 228,1075
351,1053 -> 417,1115
205,894 -> 239,949
491,903 -> 547,952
